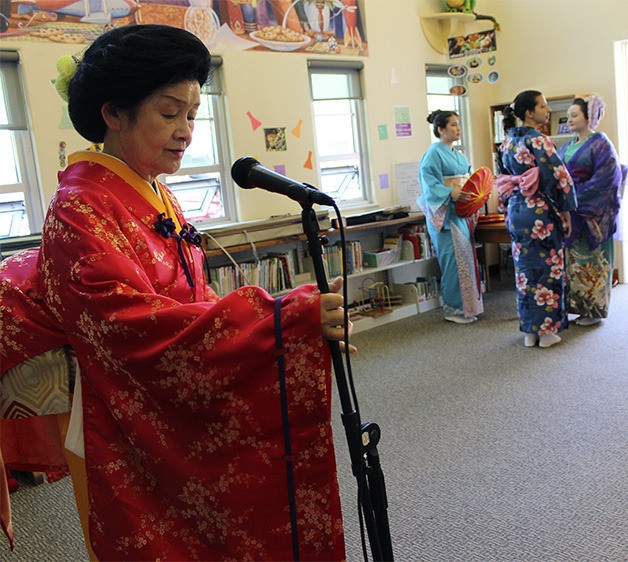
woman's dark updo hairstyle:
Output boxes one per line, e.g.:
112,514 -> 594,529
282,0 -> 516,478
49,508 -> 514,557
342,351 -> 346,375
427,109 -> 458,139
571,97 -> 588,119
502,90 -> 543,132
68,24 -> 211,143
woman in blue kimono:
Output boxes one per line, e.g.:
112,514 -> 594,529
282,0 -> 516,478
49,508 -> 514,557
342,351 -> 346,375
418,110 -> 483,324
497,90 -> 577,348
557,95 -> 623,325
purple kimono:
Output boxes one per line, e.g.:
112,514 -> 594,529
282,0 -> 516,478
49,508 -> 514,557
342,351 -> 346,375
558,132 -> 624,318
557,132 -> 622,249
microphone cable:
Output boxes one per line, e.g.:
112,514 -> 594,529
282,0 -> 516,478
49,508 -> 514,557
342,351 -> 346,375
331,202 -> 371,562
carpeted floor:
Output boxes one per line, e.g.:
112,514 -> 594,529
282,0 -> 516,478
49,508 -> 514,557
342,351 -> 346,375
2,278 -> 627,561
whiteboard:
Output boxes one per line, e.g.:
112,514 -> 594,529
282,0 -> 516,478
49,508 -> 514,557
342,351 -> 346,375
394,161 -> 421,211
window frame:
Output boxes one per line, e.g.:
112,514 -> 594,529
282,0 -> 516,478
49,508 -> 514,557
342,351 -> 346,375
308,60 -> 372,209
0,50 -> 45,238
425,63 -> 471,157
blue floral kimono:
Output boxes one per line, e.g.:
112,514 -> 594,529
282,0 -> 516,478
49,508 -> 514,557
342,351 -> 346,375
418,142 -> 483,318
497,127 -> 577,335
558,132 -> 623,319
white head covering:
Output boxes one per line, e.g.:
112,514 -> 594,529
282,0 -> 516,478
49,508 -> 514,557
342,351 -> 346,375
585,94 -> 605,131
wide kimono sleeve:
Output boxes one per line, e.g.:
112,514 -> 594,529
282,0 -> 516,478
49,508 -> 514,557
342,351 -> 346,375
38,182 -> 345,560
1,249 -> 70,551
561,133 -> 622,246
1,249 -> 68,372
418,144 -> 470,232
527,133 -> 577,213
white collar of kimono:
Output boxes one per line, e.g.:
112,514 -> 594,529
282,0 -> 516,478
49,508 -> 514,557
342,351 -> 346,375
68,151 -> 183,233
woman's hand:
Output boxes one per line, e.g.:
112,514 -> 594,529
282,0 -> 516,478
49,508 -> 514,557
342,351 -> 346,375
320,276 -> 357,354
562,211 -> 572,238
451,186 -> 471,202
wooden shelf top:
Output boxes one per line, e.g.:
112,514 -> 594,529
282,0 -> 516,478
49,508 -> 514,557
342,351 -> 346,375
204,212 -> 426,257
326,212 -> 425,235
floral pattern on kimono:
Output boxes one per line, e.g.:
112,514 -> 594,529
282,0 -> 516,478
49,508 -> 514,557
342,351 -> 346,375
558,132 -> 624,319
497,127 -> 577,335
1,152 -> 345,561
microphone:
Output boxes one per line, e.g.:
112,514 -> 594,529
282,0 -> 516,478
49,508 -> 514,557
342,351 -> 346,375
231,157 -> 336,207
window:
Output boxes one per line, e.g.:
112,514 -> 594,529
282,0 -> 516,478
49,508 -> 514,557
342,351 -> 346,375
161,57 -> 234,227
0,50 -> 45,239
613,40 -> 628,281
425,64 -> 469,154
308,60 -> 371,207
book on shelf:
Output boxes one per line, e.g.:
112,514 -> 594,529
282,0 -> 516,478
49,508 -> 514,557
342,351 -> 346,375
321,240 -> 363,277
383,235 -> 403,257
415,276 -> 440,301
556,117 -> 571,135
209,250 -> 297,297
397,223 -> 434,259
493,109 -> 505,143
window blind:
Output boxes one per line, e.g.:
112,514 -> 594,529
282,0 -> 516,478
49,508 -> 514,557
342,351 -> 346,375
308,60 -> 363,101
0,51 -> 27,131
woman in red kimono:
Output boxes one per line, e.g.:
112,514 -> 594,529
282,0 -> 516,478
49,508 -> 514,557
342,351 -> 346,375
0,24 -> 348,561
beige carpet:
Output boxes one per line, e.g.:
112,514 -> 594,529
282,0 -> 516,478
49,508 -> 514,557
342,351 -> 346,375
2,279 -> 627,561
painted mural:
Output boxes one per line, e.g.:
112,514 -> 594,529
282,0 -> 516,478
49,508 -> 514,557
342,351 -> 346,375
0,0 -> 367,56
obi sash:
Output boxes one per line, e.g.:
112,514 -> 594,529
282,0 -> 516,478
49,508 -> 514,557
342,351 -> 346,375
496,167 -> 540,199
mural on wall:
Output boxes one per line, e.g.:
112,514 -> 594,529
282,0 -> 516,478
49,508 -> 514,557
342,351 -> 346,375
0,0 -> 368,56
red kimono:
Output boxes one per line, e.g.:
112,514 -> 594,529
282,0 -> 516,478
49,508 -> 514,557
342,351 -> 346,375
0,151 -> 345,560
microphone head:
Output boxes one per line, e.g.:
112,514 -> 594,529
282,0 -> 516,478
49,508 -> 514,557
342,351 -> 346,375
231,156 -> 260,189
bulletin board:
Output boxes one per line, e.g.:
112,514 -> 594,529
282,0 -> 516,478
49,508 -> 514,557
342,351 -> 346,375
394,161 -> 421,212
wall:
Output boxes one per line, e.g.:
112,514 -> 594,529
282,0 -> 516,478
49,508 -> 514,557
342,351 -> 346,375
2,0 -> 492,219
1,0 -> 626,277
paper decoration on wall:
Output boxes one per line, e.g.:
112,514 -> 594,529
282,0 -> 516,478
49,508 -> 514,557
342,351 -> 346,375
291,119 -> 303,137
447,65 -> 467,78
59,106 -> 73,129
378,124 -> 388,140
487,71 -> 499,83
273,164 -> 287,176
379,174 -> 389,189
247,111 -> 262,131
448,29 -> 496,59
449,85 -> 467,96
488,55 -> 497,66
394,106 -> 412,138
467,57 -> 482,68
467,73 -> 483,84
264,127 -> 286,151
391,67 -> 399,85
303,151 -> 313,170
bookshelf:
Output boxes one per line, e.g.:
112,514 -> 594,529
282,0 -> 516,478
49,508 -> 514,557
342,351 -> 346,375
203,213 -> 442,333
489,94 -> 575,173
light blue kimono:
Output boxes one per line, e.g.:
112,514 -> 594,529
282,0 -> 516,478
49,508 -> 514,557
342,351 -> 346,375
418,142 -> 484,318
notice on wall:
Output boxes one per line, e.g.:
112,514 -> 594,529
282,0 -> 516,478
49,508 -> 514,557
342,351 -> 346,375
394,161 -> 421,211
394,106 -> 413,138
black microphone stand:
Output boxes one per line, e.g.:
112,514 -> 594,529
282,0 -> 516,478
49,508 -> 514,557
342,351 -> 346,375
299,201 -> 393,562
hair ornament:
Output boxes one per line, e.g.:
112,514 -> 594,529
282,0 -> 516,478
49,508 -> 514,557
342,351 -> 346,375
52,54 -> 82,103
585,93 -> 605,131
